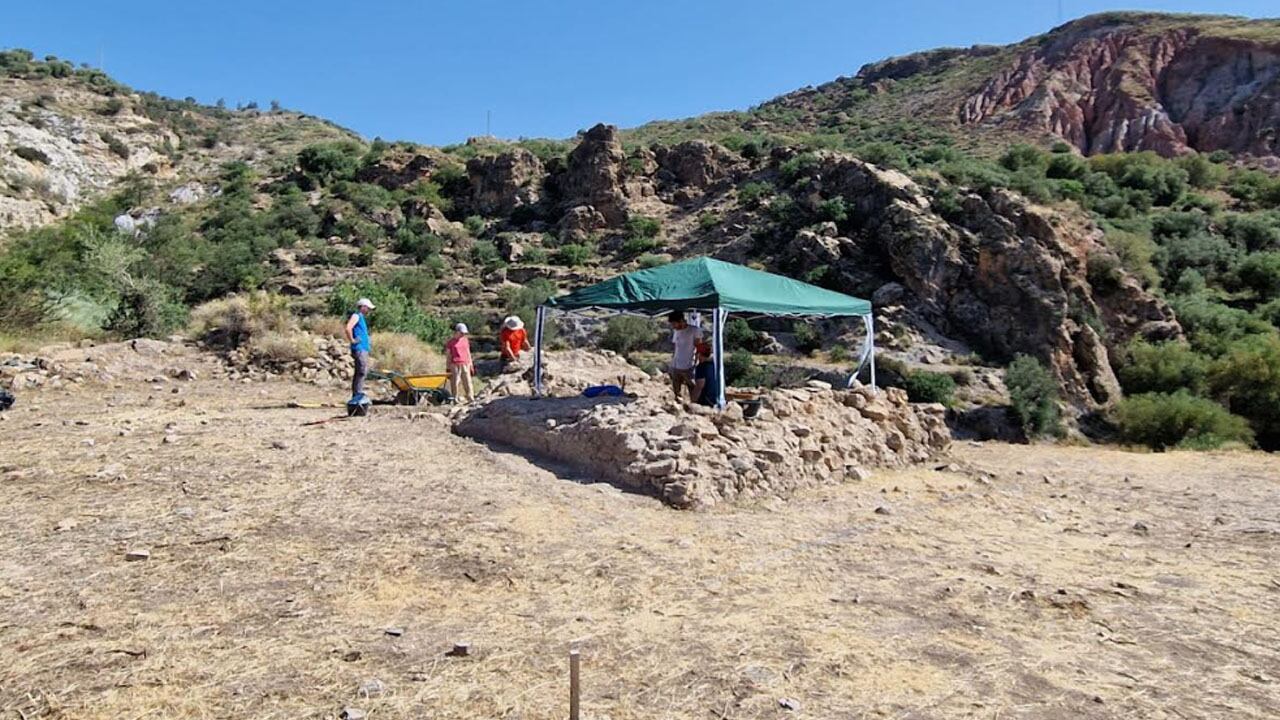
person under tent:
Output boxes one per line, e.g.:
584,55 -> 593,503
667,310 -> 701,402
690,340 -> 718,407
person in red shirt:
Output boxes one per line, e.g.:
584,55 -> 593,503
444,323 -> 475,403
499,315 -> 531,365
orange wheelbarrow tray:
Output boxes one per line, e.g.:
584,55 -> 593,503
368,370 -> 453,405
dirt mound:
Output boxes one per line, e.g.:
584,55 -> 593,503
455,383 -> 950,509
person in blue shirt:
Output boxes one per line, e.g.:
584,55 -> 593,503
344,298 -> 375,402
691,340 -> 718,407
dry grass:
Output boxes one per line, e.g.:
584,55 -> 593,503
304,314 -> 348,340
0,349 -> 1278,719
371,332 -> 444,374
248,330 -> 315,365
188,292 -> 294,350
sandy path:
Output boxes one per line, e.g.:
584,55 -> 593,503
1,362 -> 1277,719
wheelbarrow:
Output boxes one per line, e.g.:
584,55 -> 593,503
368,370 -> 453,406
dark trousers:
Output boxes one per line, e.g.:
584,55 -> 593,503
351,350 -> 369,399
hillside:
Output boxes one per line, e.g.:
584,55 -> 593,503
0,49 -> 357,230
2,12 -> 1280,451
628,12 -> 1280,162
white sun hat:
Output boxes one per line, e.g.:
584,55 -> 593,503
356,297 -> 376,309
455,323 -> 469,334
504,315 -> 524,330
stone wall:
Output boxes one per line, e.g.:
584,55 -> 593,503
454,383 -> 950,509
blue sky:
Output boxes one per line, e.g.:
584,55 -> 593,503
3,1 -> 1276,145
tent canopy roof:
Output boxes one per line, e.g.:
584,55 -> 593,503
543,256 -> 871,317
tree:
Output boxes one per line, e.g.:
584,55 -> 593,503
1005,355 -> 1061,437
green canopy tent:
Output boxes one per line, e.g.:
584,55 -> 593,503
534,257 -> 876,408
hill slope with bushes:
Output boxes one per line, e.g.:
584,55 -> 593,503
2,12 -> 1280,451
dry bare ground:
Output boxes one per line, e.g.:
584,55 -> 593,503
1,345 -> 1278,719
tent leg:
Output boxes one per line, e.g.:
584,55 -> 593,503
849,313 -> 876,388
867,315 -> 877,392
712,308 -> 727,410
533,306 -> 546,396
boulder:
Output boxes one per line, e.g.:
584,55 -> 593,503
555,123 -> 629,225
467,148 -> 545,215
655,140 -> 736,188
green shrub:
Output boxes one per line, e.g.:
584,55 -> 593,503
999,144 -> 1048,173
1046,153 -> 1088,180
829,345 -> 850,363
297,141 -> 363,187
1118,340 -> 1209,395
854,142 -> 910,170
105,279 -> 186,338
327,281 -> 448,344
471,240 -> 503,269
621,235 -> 661,257
1006,355 -> 1061,437
335,181 -> 394,213
384,267 -> 437,304
600,315 -> 657,355
724,317 -> 758,350
625,215 -> 661,239
1223,212 -> 1280,252
818,197 -> 849,223
1154,232 -> 1240,286
1169,293 -> 1273,356
1237,252 -> 1280,298
449,308 -> 490,337
698,212 -> 720,231
554,243 -> 592,266
393,225 -> 444,264
1208,334 -> 1280,449
463,215 -> 486,236
499,278 -> 557,322
1116,391 -> 1254,450
793,322 -> 822,355
779,152 -> 820,184
725,349 -> 768,386
738,181 -> 773,208
1176,153 -> 1227,189
903,371 -> 955,405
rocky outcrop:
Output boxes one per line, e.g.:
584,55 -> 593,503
467,148 -> 544,215
961,18 -> 1280,158
454,383 -> 949,509
355,151 -> 436,189
554,123 -> 629,225
655,140 -> 736,188
797,154 -> 1179,408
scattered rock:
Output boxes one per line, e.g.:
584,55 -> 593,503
384,627 -> 404,637
446,642 -> 471,657
779,697 -> 800,711
357,679 -> 386,698
124,549 -> 151,562
340,708 -> 367,720
1132,521 -> 1150,536
874,505 -> 893,516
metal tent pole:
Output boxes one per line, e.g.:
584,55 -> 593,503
867,314 -> 877,391
712,308 -> 727,409
533,305 -> 546,395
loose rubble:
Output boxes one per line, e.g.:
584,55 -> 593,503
455,383 -> 950,509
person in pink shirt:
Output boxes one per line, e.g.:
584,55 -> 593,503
444,323 -> 475,404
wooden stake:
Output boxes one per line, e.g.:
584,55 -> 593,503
569,648 -> 580,720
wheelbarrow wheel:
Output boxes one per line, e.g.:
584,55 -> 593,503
395,389 -> 418,406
